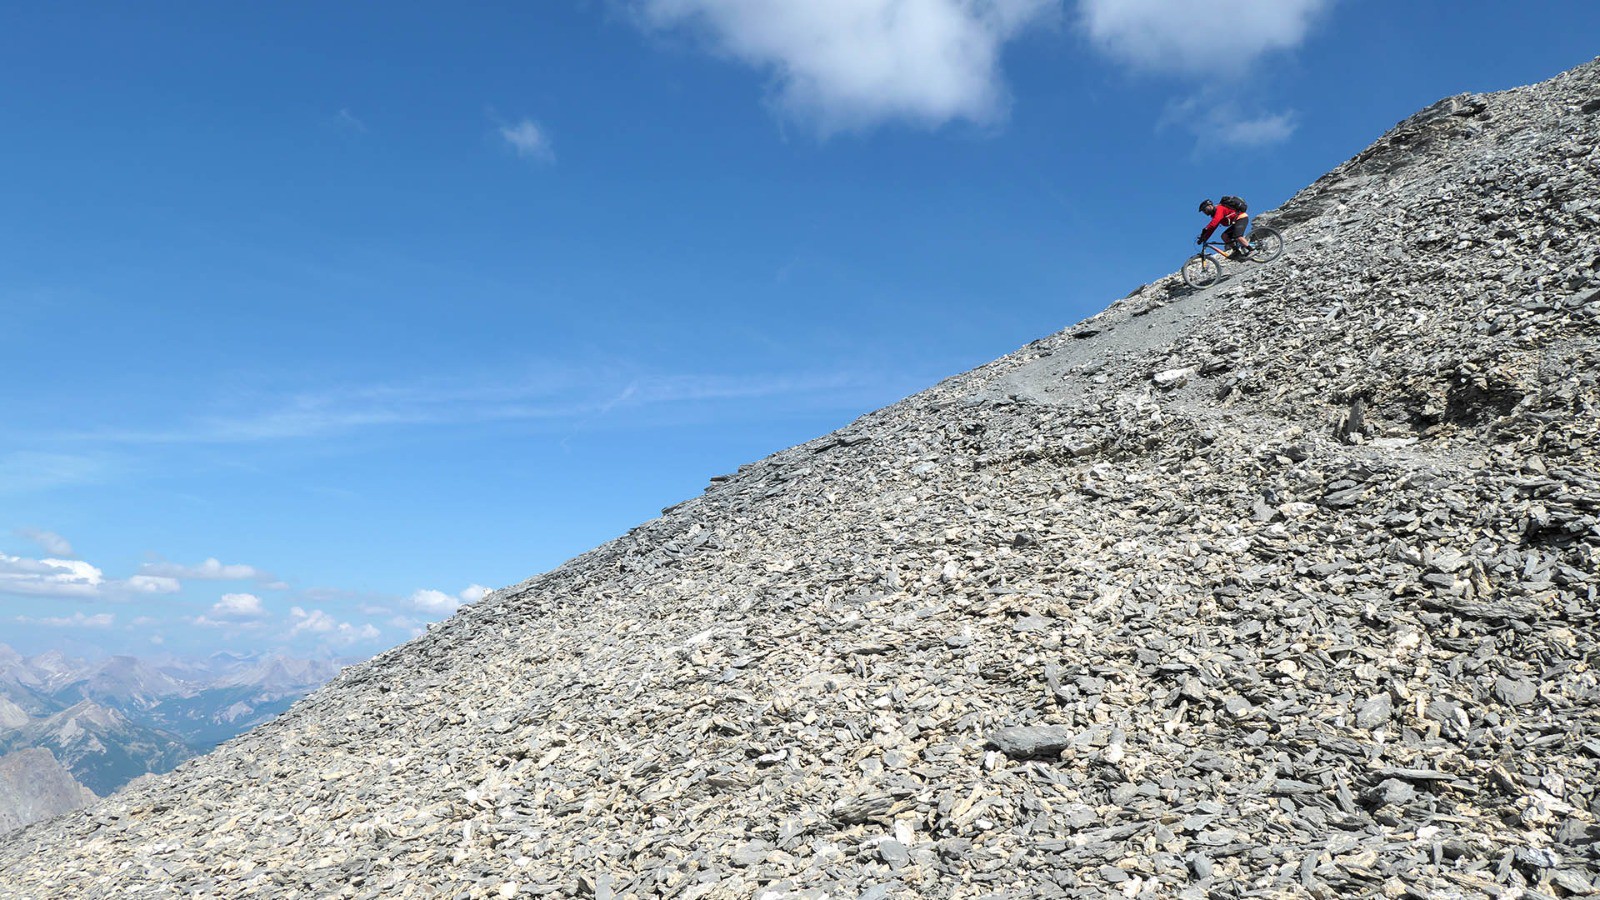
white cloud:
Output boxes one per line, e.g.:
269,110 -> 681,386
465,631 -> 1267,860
289,606 -> 337,635
213,593 -> 265,618
1077,0 -> 1330,75
410,589 -> 460,615
0,554 -> 103,598
388,614 -> 424,631
500,119 -> 555,162
140,557 -> 271,582
410,585 -> 487,616
635,0 -> 1059,133
3,549 -> 272,601
288,607 -> 380,644
16,611 -> 115,628
1160,95 -> 1298,148
123,575 -> 182,595
15,528 -> 74,557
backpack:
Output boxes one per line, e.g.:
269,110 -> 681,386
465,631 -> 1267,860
1220,195 -> 1248,213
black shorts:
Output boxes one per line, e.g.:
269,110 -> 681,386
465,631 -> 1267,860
1224,216 -> 1249,244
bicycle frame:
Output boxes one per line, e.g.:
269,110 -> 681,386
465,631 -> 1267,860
1198,240 -> 1249,260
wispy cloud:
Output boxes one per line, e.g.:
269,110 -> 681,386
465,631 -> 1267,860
139,558 -> 274,582
1224,112 -> 1298,147
500,119 -> 555,162
336,108 -> 368,133
392,615 -> 427,638
0,451 -> 113,494
1160,95 -> 1299,148
59,376 -> 581,444
633,0 -> 1060,134
14,611 -> 115,628
124,575 -> 182,595
56,368 -> 882,447
1076,0 -> 1331,75
15,528 -> 74,557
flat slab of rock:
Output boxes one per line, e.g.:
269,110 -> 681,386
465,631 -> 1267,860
987,726 -> 1076,759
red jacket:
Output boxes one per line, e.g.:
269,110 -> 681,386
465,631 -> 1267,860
1200,203 -> 1243,240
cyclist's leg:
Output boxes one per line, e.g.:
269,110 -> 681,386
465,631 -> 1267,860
1224,219 -> 1249,257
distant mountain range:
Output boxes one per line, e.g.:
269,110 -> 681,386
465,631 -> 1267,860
0,644 -> 350,830
0,701 -> 190,798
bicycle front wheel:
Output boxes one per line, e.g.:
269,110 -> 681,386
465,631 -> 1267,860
1247,226 -> 1283,262
1182,254 -> 1222,288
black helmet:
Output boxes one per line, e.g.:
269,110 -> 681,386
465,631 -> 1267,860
1198,199 -> 1215,213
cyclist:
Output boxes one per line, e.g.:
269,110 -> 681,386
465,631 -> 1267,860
1197,197 -> 1252,259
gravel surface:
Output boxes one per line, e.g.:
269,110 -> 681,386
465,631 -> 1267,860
2,56 -> 1597,900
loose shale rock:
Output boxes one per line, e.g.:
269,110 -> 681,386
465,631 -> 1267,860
3,54 -> 1600,900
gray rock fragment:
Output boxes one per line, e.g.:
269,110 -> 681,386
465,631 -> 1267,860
876,840 -> 909,868
1493,676 -> 1539,707
986,726 -> 1076,759
1355,693 -> 1392,729
1363,778 -> 1418,807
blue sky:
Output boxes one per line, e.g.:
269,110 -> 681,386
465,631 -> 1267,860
3,1 -> 1596,658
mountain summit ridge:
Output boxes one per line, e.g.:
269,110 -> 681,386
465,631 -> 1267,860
2,58 -> 1598,899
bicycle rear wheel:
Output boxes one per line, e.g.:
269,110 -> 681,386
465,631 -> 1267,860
1246,225 -> 1283,262
1182,253 -> 1222,288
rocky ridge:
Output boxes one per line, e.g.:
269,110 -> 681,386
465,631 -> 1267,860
0,748 -> 95,836
1,59 -> 1597,900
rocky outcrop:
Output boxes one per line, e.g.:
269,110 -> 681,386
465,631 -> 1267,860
0,749 -> 95,836
0,58 -> 1597,900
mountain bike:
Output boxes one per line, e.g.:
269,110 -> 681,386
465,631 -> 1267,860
1182,224 -> 1284,288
